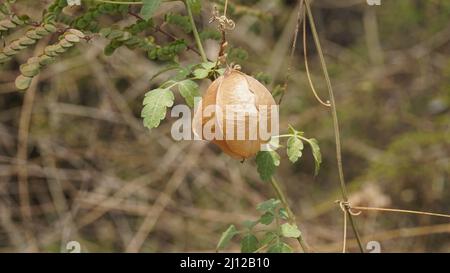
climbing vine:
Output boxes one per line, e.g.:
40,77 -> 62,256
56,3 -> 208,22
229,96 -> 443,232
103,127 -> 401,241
0,0 -> 323,253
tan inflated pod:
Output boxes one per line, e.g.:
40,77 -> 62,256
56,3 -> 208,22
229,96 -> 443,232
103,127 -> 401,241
193,68 -> 277,160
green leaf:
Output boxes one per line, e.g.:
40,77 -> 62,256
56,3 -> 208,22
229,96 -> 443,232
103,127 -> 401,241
178,79 -> 199,107
280,223 -> 301,238
259,211 -> 274,225
165,13 -> 192,33
99,27 -> 112,37
193,68 -> 208,79
64,34 -> 80,43
240,234 -> 259,253
20,63 -> 40,77
201,61 -> 216,70
141,88 -> 174,129
187,0 -> 201,14
268,241 -> 293,253
271,84 -> 284,99
140,0 -> 162,20
216,225 -> 238,251
106,29 -> 123,40
253,72 -> 271,85
307,138 -> 322,176
200,29 -> 222,41
174,67 -> 190,80
15,75 -> 32,90
256,199 -> 281,212
242,220 -> 258,230
256,151 -> 280,181
215,68 -> 226,76
260,232 -> 278,246
104,44 -> 116,56
0,53 -> 11,63
228,47 -> 248,62
267,137 -> 281,151
287,136 -> 304,163
279,208 -> 289,220
288,125 -> 295,134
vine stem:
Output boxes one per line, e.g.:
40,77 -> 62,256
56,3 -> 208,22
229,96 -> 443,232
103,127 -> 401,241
185,0 -> 208,62
278,0 -> 304,105
302,7 -> 331,108
303,0 -> 365,252
224,0 -> 229,16
353,206 -> 450,219
270,177 -> 311,253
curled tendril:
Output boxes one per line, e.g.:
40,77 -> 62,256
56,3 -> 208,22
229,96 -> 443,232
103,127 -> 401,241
209,7 -> 235,31
229,63 -> 241,70
303,9 -> 331,108
335,200 -> 362,216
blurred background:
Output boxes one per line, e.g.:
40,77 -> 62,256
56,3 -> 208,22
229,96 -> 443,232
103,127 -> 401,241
0,0 -> 449,252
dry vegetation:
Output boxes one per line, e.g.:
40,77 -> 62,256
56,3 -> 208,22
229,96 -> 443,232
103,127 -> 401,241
0,0 -> 449,252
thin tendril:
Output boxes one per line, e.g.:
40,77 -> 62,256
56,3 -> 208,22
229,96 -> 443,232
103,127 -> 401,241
210,0 -> 235,67
304,0 -> 365,252
337,200 -> 361,253
337,200 -> 450,252
303,8 -> 331,107
353,206 -> 450,219
342,208 -> 347,253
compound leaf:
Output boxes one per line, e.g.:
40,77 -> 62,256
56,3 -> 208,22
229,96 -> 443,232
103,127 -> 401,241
141,88 -> 174,129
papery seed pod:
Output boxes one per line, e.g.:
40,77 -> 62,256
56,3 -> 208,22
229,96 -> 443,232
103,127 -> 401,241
193,68 -> 277,160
